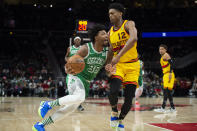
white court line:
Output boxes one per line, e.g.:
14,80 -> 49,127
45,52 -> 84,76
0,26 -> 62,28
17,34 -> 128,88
144,123 -> 173,131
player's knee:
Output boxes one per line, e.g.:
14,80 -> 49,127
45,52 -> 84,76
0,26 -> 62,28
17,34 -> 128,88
74,93 -> 85,104
121,85 -> 136,108
109,78 -> 122,95
124,96 -> 133,108
78,95 -> 85,103
124,84 -> 136,98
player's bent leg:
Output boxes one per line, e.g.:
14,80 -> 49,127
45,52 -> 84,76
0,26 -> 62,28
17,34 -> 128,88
50,76 -> 86,122
119,84 -> 136,120
33,103 -> 82,131
108,78 -> 122,129
33,90 -> 85,130
117,84 -> 136,131
59,76 -> 86,106
38,87 -> 85,119
33,75 -> 86,130
108,78 -> 122,112
58,93 -> 85,106
51,104 -> 79,122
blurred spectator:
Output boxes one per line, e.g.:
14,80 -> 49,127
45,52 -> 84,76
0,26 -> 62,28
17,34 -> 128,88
57,80 -> 65,97
189,77 -> 197,97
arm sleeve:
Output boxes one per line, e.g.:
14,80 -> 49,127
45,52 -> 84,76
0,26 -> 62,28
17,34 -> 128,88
168,59 -> 174,72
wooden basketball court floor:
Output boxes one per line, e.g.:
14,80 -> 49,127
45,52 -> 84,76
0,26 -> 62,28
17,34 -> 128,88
0,97 -> 197,131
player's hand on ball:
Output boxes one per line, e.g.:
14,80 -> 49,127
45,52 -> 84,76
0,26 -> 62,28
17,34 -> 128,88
65,64 -> 77,75
66,55 -> 85,74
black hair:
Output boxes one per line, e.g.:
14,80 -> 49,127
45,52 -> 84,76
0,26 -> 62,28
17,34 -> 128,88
108,3 -> 125,14
88,24 -> 106,43
159,44 -> 168,50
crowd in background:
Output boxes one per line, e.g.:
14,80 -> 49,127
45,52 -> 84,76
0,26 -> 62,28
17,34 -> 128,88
0,37 -> 55,97
0,58 -> 195,98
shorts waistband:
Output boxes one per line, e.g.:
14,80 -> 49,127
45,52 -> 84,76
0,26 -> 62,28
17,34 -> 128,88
124,58 -> 138,63
163,71 -> 173,74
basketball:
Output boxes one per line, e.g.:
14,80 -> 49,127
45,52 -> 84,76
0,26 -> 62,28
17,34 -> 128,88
67,55 -> 85,74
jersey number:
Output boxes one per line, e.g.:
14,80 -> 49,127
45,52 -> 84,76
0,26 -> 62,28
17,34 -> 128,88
87,65 -> 100,74
118,32 -> 126,40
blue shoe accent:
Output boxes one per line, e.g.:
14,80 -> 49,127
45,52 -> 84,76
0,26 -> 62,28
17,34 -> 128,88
111,116 -> 118,121
118,123 -> 124,128
38,101 -> 52,119
110,116 -> 119,129
32,122 -> 45,131
116,123 -> 125,131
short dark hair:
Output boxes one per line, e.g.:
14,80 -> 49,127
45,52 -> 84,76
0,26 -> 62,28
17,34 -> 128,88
159,44 -> 168,50
108,3 -> 125,14
88,24 -> 106,43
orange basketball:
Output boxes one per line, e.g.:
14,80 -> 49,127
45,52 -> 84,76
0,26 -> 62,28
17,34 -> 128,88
67,55 -> 85,74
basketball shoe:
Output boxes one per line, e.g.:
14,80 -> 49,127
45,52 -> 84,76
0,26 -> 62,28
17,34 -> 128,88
110,111 -> 119,129
116,121 -> 124,131
154,107 -> 165,113
77,105 -> 84,111
165,108 -> 177,113
32,122 -> 45,131
38,101 -> 52,119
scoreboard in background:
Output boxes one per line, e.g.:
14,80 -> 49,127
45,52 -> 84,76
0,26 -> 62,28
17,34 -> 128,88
75,19 -> 90,43
76,20 -> 88,33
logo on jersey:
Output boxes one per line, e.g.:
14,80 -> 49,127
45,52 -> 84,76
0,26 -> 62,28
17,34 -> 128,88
87,57 -> 105,65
